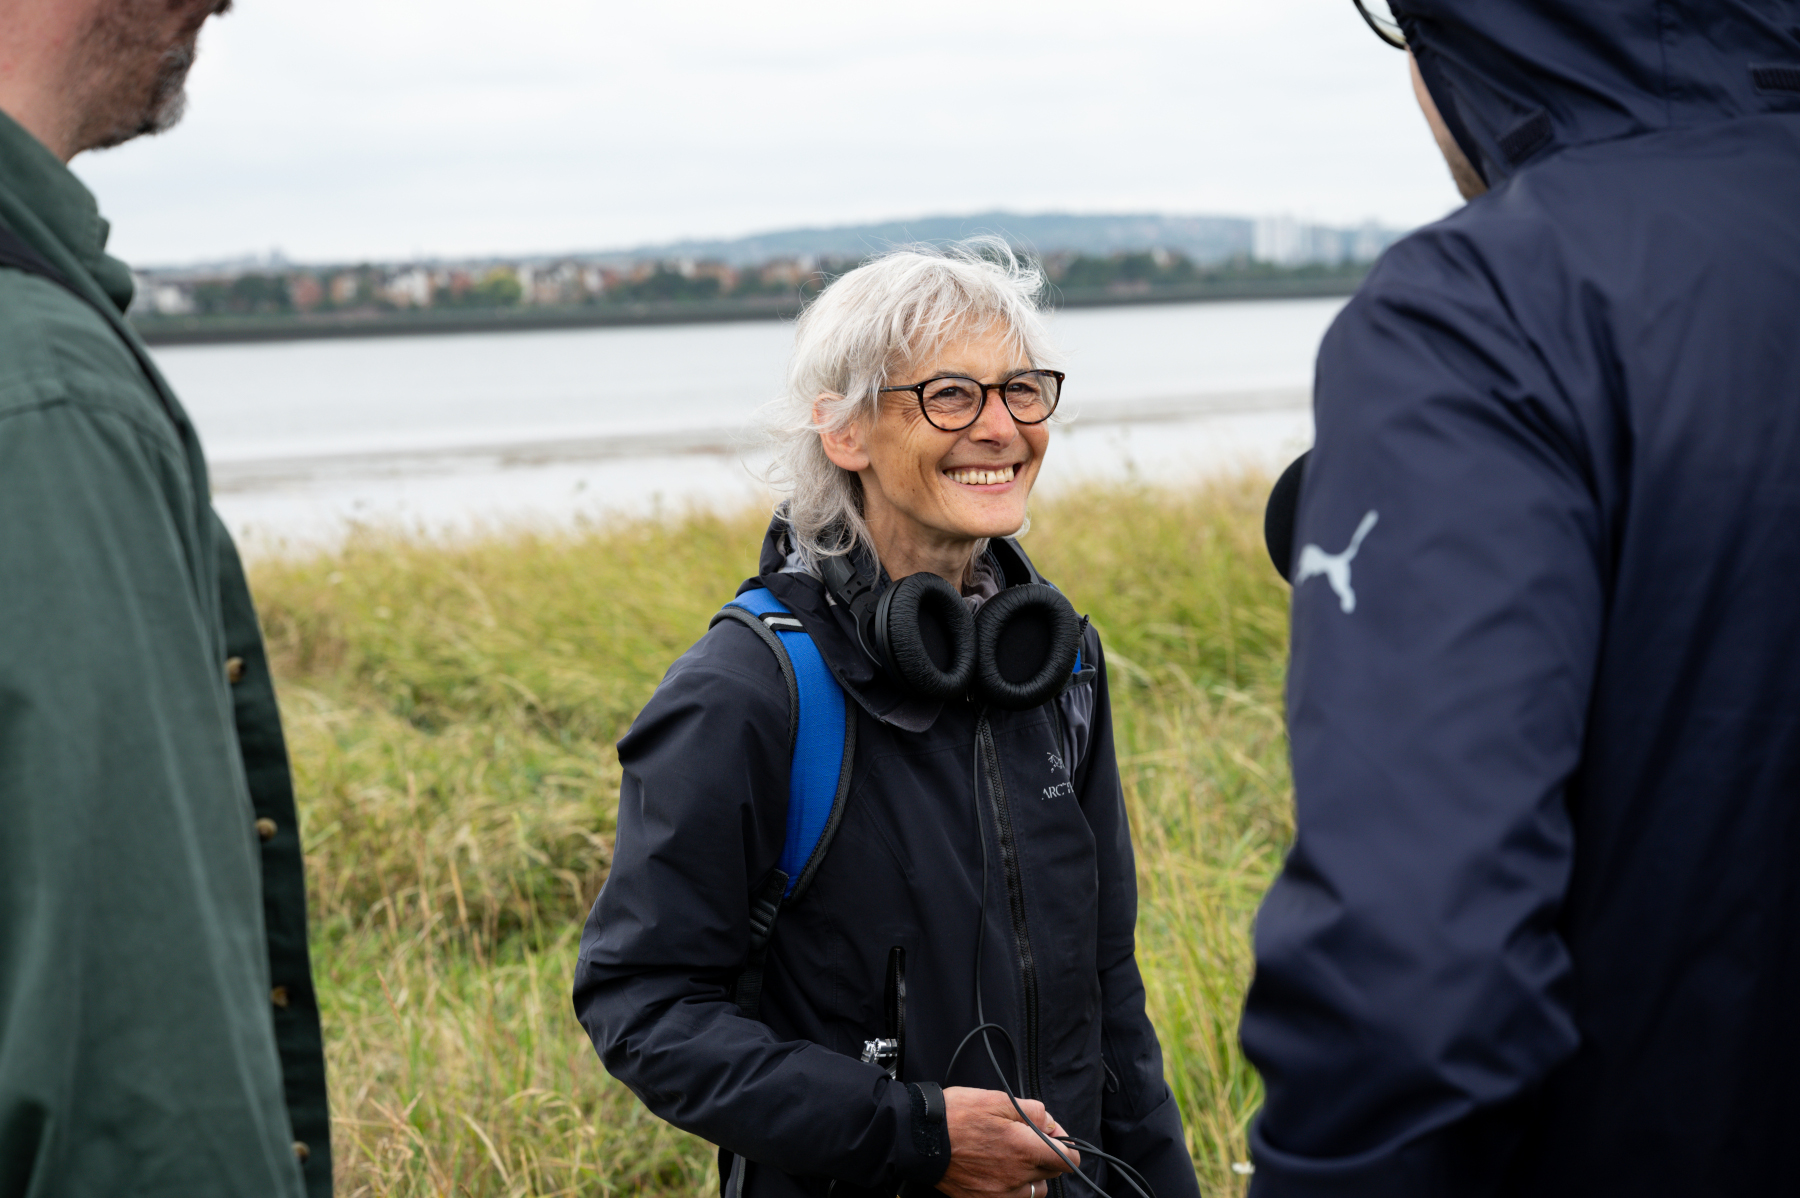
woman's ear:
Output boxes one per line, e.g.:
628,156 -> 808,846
815,393 -> 872,472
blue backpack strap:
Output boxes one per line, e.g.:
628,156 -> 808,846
710,587 -> 856,1019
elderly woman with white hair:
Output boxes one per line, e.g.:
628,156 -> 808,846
575,243 -> 1199,1198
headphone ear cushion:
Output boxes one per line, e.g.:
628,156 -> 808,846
876,572 -> 976,702
972,584 -> 1082,711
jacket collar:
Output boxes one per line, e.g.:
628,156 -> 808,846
0,108 -> 136,314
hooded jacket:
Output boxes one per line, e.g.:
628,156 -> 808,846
573,521 -> 1199,1198
1241,2 -> 1800,1194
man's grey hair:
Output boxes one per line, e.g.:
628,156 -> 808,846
764,238 -> 1061,566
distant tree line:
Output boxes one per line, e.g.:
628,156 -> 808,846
141,249 -> 1368,321
1045,251 -> 1368,294
189,274 -> 293,316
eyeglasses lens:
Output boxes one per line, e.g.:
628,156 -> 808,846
921,378 -> 984,428
1354,0 -> 1407,49
920,372 -> 1061,430
1002,372 -> 1058,423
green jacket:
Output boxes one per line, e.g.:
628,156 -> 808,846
0,113 -> 329,1195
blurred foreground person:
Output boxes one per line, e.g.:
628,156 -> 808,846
0,1 -> 328,1193
1244,1 -> 1800,1193
575,244 -> 1199,1198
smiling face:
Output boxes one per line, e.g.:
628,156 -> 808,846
817,319 -> 1051,584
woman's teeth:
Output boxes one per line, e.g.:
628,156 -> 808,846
947,465 -> 1016,486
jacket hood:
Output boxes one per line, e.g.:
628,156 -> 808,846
1401,0 -> 1800,189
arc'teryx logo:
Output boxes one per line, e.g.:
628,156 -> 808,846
1296,511 -> 1378,614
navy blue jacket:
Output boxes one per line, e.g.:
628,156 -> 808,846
1241,2 -> 1800,1194
574,522 -> 1199,1198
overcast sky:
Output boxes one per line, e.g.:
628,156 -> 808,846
70,0 -> 1464,267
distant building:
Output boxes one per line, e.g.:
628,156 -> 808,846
289,274 -> 324,312
1352,221 -> 1389,262
692,260 -> 739,292
532,262 -> 582,305
382,268 -> 432,308
1254,216 -> 1308,266
140,281 -> 196,316
760,259 -> 809,287
1255,215 -> 1398,266
329,272 -> 360,306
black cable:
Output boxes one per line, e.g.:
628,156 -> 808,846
1058,1139 -> 1149,1189
1057,1138 -> 1157,1198
944,1021 -> 1017,1084
949,713 -> 1158,1198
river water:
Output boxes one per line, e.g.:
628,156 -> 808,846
152,297 -> 1343,552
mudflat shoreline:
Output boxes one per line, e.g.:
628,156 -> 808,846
133,276 -> 1363,347
207,385 -> 1311,495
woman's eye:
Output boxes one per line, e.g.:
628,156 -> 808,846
927,382 -> 975,403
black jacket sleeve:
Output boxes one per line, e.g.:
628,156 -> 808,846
1071,631 -> 1202,1198
572,619 -> 947,1190
1239,231 -> 1603,1195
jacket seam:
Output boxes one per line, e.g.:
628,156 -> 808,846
0,277 -> 186,449
1655,0 -> 1673,127
682,625 -> 801,703
0,384 -> 189,469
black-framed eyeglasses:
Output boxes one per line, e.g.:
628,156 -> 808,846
1354,0 -> 1407,49
878,370 -> 1064,432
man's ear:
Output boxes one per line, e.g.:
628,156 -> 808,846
815,394 -> 871,472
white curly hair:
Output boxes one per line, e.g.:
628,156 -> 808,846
763,237 -> 1061,566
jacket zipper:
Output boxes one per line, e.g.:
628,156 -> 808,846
977,714 -> 1041,1102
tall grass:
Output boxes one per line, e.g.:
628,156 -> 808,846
254,478 -> 1294,1197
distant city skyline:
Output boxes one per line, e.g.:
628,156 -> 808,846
132,209 -> 1404,274
71,0 -> 1463,266
130,209 -> 1389,323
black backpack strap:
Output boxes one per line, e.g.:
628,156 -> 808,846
0,221 -> 180,428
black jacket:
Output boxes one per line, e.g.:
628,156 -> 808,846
1242,1 -> 1800,1194
574,522 -> 1199,1198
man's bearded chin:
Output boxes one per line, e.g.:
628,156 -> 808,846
89,40 -> 196,150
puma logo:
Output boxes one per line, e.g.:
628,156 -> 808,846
1296,511 -> 1378,614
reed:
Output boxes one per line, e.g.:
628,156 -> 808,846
253,477 -> 1293,1197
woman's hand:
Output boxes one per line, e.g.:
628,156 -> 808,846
935,1086 -> 1080,1198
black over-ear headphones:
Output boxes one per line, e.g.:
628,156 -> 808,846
818,540 -> 1082,711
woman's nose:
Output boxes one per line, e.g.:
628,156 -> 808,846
967,389 -> 1020,442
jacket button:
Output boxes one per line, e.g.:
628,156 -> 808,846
271,985 -> 290,1008
255,817 -> 277,842
293,1141 -> 310,1163
226,656 -> 246,684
